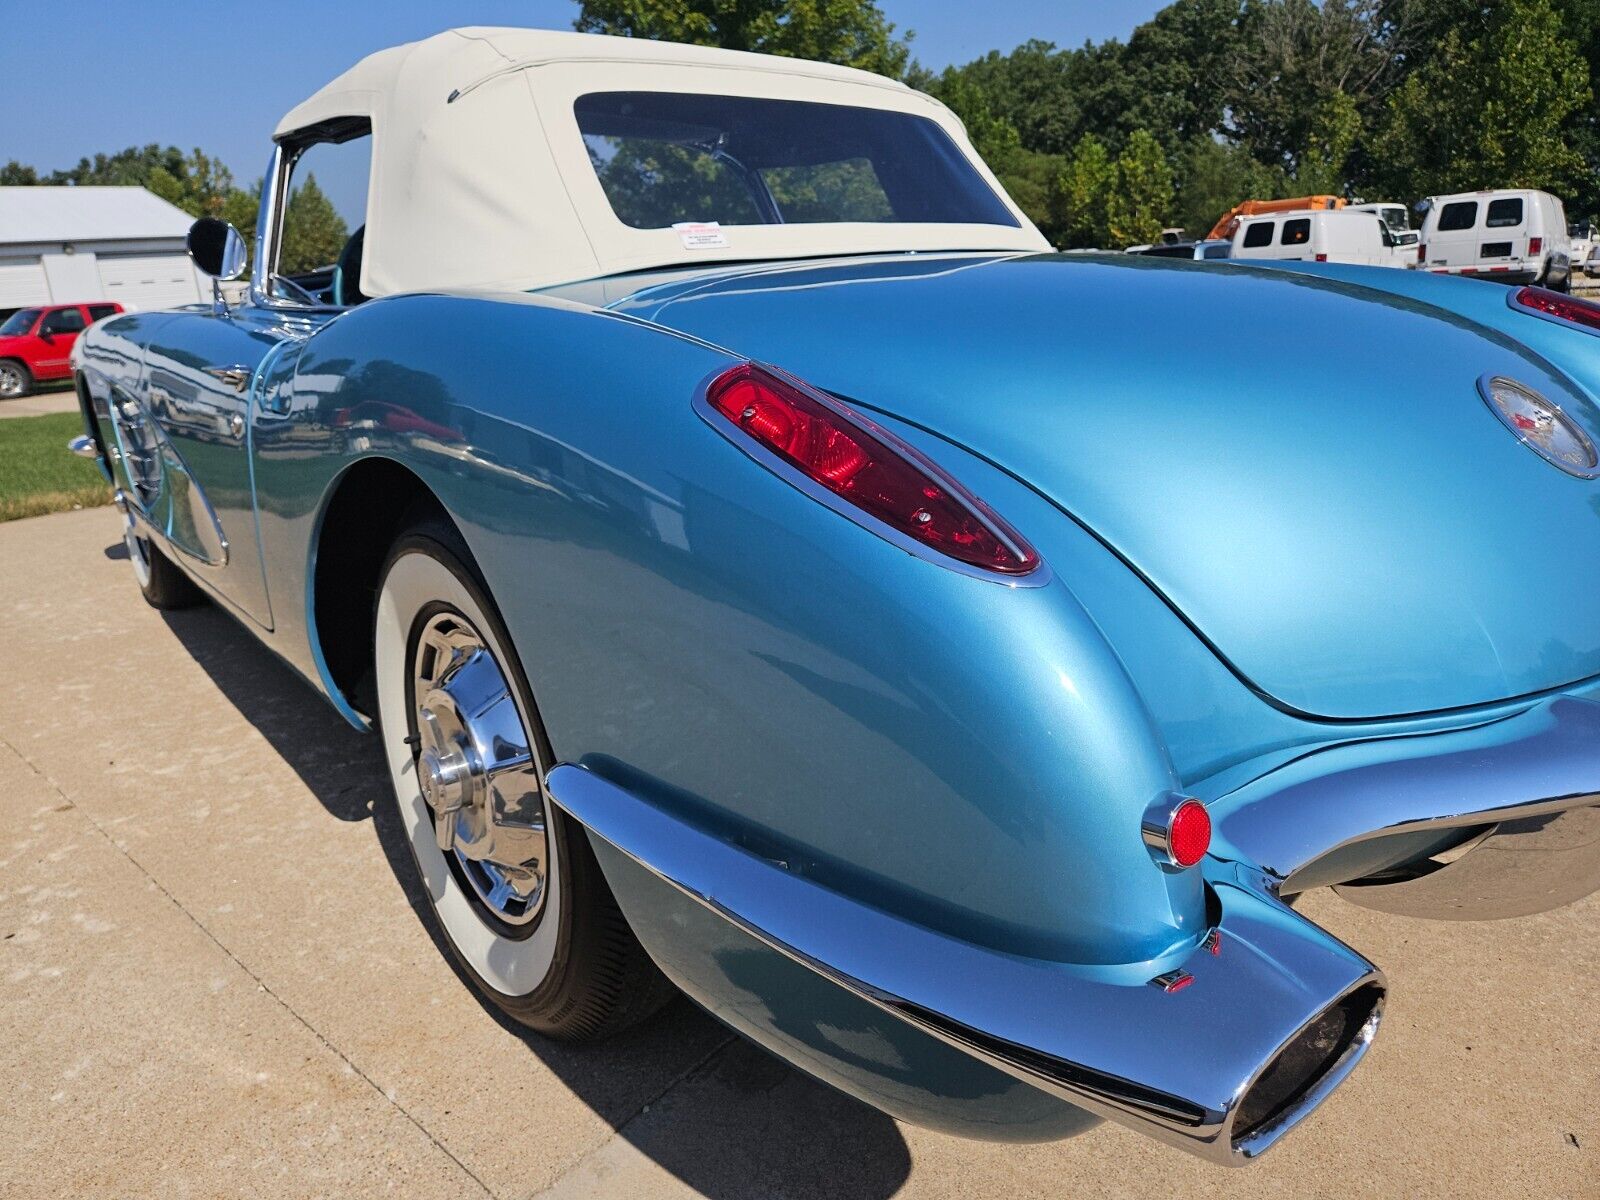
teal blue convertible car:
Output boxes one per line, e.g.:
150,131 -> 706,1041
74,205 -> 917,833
70,28 -> 1600,1166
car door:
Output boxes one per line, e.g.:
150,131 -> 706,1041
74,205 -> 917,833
34,306 -> 87,377
139,309 -> 287,626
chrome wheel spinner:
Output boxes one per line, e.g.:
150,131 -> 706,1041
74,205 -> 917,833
412,612 -> 548,926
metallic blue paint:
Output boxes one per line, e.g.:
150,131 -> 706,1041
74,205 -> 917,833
71,247 -> 1600,1158
605,252 -> 1600,721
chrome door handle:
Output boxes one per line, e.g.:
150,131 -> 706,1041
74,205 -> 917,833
204,365 -> 252,392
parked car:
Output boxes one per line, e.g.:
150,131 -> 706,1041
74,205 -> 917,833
70,28 -> 1600,1168
1586,243 -> 1600,278
1230,208 -> 1406,268
1128,239 -> 1231,260
0,301 -> 122,398
1418,188 -> 1572,289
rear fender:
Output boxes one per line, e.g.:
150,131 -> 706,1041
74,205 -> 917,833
271,291 -> 1205,967
1241,261 -> 1600,400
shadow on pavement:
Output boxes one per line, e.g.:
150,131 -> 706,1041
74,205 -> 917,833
157,590 -> 913,1200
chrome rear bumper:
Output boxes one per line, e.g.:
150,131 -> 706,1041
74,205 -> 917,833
548,764 -> 1384,1166
1210,696 -> 1600,920
548,696 -> 1600,1166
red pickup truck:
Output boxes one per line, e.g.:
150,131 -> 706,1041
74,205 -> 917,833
0,302 -> 123,399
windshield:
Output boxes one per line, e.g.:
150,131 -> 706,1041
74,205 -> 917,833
0,308 -> 40,336
576,92 -> 1018,231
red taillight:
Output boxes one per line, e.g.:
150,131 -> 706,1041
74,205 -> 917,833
1314,253 -> 1328,263
1529,237 -> 1543,256
1512,286 -> 1600,333
703,363 -> 1039,575
1417,243 -> 1426,263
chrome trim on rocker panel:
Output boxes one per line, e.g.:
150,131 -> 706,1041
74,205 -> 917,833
546,763 -> 1384,1166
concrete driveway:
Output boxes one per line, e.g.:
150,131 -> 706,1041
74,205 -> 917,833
1,507 -> 1594,1199
0,384 -> 78,419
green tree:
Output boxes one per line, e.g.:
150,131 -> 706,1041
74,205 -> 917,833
1081,0 -> 1245,148
918,40 -> 1084,156
21,144 -> 241,218
574,0 -> 913,77
1294,89 -> 1361,194
1172,136 -> 1287,237
279,174 -> 348,275
1107,130 -> 1175,246
1058,133 -> 1115,247
924,67 -> 1069,243
1225,0 -> 1400,174
1368,0 -> 1590,197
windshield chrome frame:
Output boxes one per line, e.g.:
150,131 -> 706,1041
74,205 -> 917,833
250,141 -> 354,315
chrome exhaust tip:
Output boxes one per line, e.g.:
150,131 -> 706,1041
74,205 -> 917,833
1231,981 -> 1385,1158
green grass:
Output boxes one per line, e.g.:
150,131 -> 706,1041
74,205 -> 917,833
0,411 -> 113,522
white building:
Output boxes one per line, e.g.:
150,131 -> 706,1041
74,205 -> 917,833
0,185 -> 207,315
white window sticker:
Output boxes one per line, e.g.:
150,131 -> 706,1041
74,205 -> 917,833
673,222 -> 729,250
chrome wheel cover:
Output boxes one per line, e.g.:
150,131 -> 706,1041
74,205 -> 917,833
0,363 -> 24,398
123,513 -> 152,589
410,611 -> 548,926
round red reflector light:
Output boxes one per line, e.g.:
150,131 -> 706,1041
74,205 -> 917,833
1168,800 -> 1212,868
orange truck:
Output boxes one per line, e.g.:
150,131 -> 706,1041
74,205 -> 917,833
1206,196 -> 1345,243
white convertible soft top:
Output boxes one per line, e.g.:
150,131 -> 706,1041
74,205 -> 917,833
274,28 -> 1049,297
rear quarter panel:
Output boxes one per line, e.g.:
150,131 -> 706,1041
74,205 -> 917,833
253,291 -> 1203,966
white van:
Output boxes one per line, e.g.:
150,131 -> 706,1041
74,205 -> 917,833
1349,202 -> 1420,253
1230,209 -> 1405,268
1418,189 -> 1571,289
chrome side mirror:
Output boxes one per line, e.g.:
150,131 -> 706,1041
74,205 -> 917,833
187,218 -> 248,281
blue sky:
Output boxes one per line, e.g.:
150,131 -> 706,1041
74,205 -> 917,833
6,2 -> 1162,219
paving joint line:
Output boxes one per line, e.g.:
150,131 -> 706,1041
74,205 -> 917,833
524,1029 -> 739,1199
0,730 -> 498,1199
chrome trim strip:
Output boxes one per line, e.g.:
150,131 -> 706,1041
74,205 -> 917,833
203,365 -> 254,393
1213,695 -> 1600,899
249,145 -> 347,316
547,763 -> 1382,1165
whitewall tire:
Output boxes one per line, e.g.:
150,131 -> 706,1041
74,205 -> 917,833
373,515 -> 674,1037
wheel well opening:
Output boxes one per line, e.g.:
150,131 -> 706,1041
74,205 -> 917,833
313,458 -> 447,719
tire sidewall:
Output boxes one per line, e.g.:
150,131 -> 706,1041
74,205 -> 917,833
0,359 -> 31,399
375,530 -> 576,1006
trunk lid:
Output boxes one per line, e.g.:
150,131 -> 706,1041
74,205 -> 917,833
615,253 -> 1600,719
